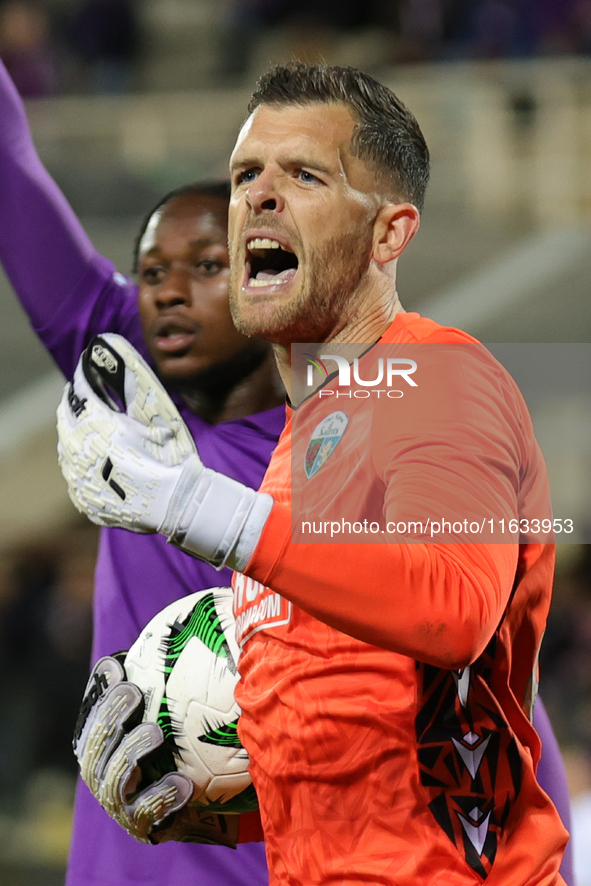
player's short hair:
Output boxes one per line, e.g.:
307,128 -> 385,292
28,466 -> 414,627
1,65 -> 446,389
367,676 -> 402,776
248,62 -> 430,212
133,179 -> 231,272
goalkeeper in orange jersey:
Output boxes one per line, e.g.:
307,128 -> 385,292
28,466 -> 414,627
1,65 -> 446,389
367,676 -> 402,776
58,62 -> 570,885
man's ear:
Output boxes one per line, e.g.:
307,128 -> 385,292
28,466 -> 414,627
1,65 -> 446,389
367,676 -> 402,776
372,202 -> 420,266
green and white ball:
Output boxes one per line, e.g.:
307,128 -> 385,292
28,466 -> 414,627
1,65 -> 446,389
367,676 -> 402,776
124,587 -> 256,813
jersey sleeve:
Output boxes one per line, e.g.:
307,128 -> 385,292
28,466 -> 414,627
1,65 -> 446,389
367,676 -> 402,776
0,58 -> 143,378
243,508 -> 518,669
242,344 -> 549,669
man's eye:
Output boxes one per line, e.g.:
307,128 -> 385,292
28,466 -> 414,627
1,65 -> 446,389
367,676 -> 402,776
197,260 -> 224,276
299,170 -> 318,184
238,169 -> 259,184
141,266 -> 164,284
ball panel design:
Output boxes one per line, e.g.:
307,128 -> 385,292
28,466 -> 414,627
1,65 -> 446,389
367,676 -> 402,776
124,587 -> 256,813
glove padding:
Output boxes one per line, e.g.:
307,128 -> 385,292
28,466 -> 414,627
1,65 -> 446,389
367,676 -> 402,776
150,804 -> 239,848
73,655 -> 194,844
57,333 -> 200,534
57,334 -> 272,569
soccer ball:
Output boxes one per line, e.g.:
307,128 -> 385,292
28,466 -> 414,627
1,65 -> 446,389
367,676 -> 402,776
124,587 -> 256,814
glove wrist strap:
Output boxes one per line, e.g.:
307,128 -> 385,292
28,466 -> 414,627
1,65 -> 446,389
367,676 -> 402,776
164,467 -> 273,569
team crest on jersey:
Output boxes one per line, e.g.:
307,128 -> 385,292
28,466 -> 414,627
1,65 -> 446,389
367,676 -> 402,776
305,411 -> 349,479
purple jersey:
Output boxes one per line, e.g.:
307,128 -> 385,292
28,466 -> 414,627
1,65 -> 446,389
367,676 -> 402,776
57,273 -> 282,886
0,59 -> 280,886
0,58 -> 572,886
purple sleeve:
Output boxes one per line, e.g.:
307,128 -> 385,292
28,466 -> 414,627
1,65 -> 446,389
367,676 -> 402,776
534,698 -> 574,886
0,58 -> 144,377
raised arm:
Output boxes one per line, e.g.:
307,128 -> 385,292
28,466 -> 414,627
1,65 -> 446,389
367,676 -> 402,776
0,59 -> 135,373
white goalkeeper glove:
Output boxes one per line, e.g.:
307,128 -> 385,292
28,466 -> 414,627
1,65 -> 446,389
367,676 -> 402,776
56,334 -> 273,570
74,654 -> 239,847
73,654 -> 192,843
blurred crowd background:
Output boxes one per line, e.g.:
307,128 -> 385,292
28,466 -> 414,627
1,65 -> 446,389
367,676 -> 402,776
0,1 -> 590,884
2,0 -> 591,98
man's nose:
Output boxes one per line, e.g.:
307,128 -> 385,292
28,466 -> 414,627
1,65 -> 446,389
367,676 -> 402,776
155,267 -> 192,308
245,170 -> 284,214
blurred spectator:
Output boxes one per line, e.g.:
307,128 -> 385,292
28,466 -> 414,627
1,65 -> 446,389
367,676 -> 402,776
528,0 -> 578,55
0,0 -> 55,96
219,0 -> 378,81
69,0 -> 139,93
540,546 -> 591,749
29,531 -> 95,774
0,551 -> 24,812
398,0 -> 445,62
197,0 -> 591,85
563,744 -> 591,886
218,0 -> 273,83
0,523 -> 95,812
0,543 -> 55,811
571,0 -> 591,54
445,0 -> 534,59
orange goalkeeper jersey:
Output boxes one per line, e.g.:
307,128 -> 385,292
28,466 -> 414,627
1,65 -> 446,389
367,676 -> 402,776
233,312 -> 568,886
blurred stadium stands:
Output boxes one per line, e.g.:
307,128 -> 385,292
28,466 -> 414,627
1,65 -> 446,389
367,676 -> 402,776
1,1 -> 591,880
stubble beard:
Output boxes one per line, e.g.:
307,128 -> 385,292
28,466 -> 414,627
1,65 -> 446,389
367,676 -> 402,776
229,227 -> 374,344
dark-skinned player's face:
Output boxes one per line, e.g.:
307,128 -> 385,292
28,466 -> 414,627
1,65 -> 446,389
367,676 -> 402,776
137,193 -> 253,381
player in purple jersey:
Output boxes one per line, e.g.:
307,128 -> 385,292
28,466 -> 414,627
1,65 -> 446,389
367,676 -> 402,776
0,58 -> 283,886
0,58 -> 574,884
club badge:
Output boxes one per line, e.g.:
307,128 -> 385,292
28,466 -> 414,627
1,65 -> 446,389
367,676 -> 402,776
304,411 -> 349,479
